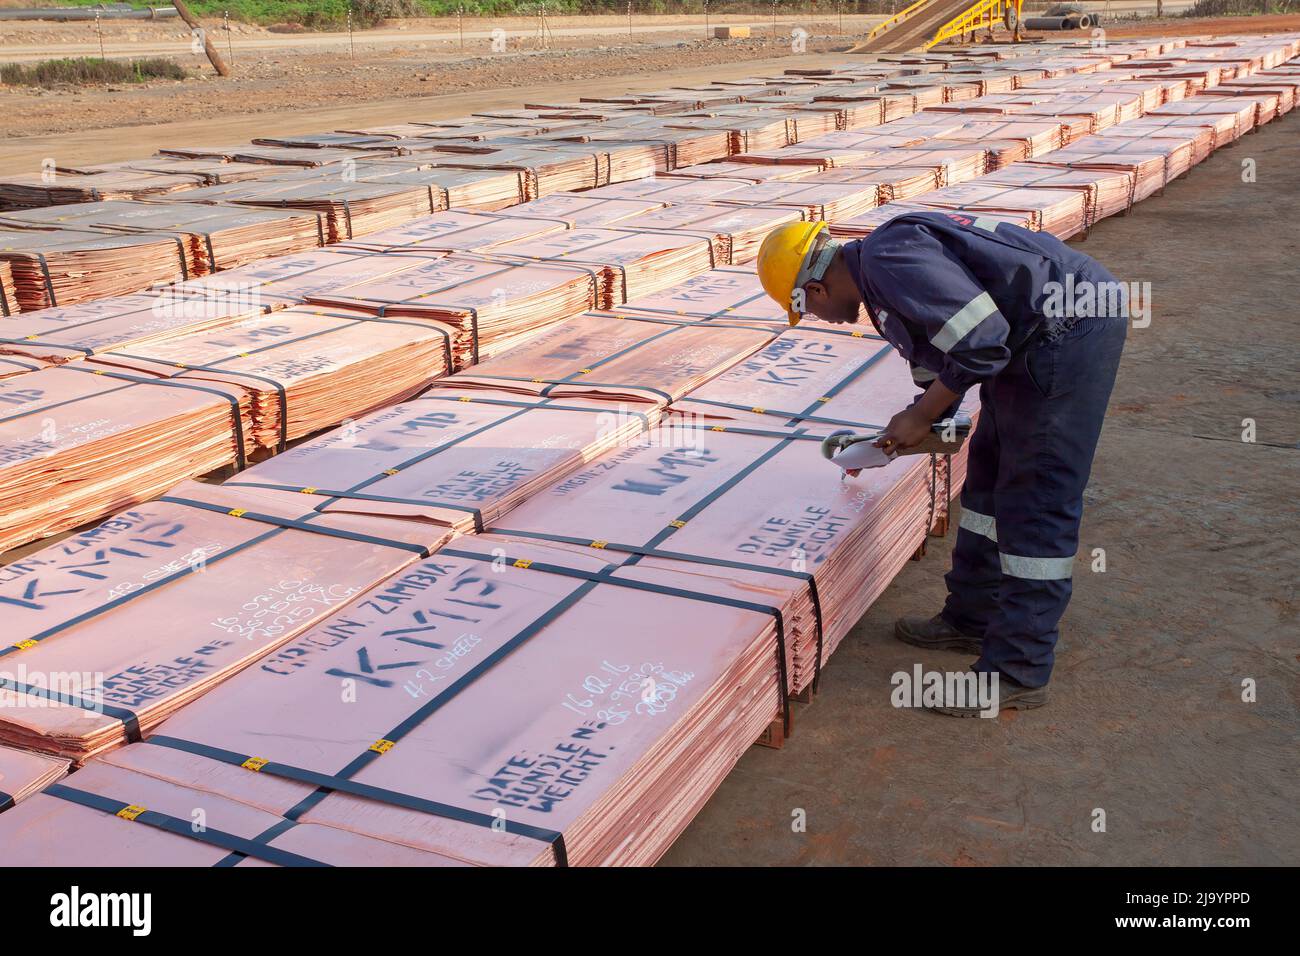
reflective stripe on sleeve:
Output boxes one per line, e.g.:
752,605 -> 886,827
911,365 -> 937,384
958,508 -> 997,543
973,217 -> 1002,232
931,292 -> 999,353
999,552 -> 1075,580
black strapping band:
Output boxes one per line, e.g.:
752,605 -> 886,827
0,676 -> 142,743
145,735 -> 566,861
158,495 -> 431,556
44,783 -> 331,867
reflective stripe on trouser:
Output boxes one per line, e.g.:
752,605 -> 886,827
941,311 -> 1127,687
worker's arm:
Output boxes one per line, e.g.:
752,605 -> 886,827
859,220 -> 1012,395
876,379 -> 962,453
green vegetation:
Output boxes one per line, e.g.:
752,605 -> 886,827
0,56 -> 187,86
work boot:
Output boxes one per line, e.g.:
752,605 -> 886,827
930,672 -> 1049,718
894,614 -> 982,654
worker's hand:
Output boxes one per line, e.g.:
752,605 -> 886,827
875,406 -> 934,454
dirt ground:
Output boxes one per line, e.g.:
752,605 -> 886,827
2,12 -> 1298,147
663,115 -> 1300,866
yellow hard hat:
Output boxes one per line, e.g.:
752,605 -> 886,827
756,221 -> 834,326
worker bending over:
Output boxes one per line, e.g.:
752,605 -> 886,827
757,213 -> 1127,715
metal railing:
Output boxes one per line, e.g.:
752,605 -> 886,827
926,0 -> 1021,47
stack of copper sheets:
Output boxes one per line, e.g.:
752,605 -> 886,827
0,227 -> 188,311
0,289 -> 264,364
831,203 -> 1033,239
429,146 -> 602,198
845,146 -> 989,186
221,386 -> 660,535
0,482 -> 452,761
0,201 -> 325,276
354,165 -> 527,211
175,180 -> 438,243
816,165 -> 939,202
0,746 -> 69,812
219,145 -> 391,168
85,307 -> 449,449
116,158 -> 291,185
578,176 -> 754,202
1094,120 -> 1216,165
611,202 -> 803,264
337,210 -> 567,255
914,184 -> 1089,238
0,170 -> 205,210
484,228 -> 717,308
610,265 -> 790,325
934,118 -> 1067,157
1028,144 -> 1170,202
714,181 -> 879,223
1207,76 -> 1298,118
923,136 -> 1031,170
600,126 -> 730,170
492,193 -> 666,228
663,161 -> 819,184
1148,97 -> 1260,139
1090,135 -> 1196,181
667,114 -> 791,153
170,247 -> 446,311
725,144 -> 874,169
306,253 -> 600,369
0,364 -> 251,552
449,311 -> 775,405
980,164 -> 1136,226
0,533 -> 785,865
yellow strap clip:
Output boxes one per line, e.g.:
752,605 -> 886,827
750,406 -> 765,414
369,739 -> 395,754
818,396 -> 831,403
513,558 -> 533,569
590,540 -> 608,549
457,396 -> 472,402
241,756 -> 268,772
383,468 -> 400,476
711,425 -> 726,432
227,508 -> 247,517
12,639 -> 37,651
668,519 -> 687,529
116,805 -> 147,822
299,487 -> 317,495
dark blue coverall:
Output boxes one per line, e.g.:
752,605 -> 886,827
843,211 -> 1128,687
